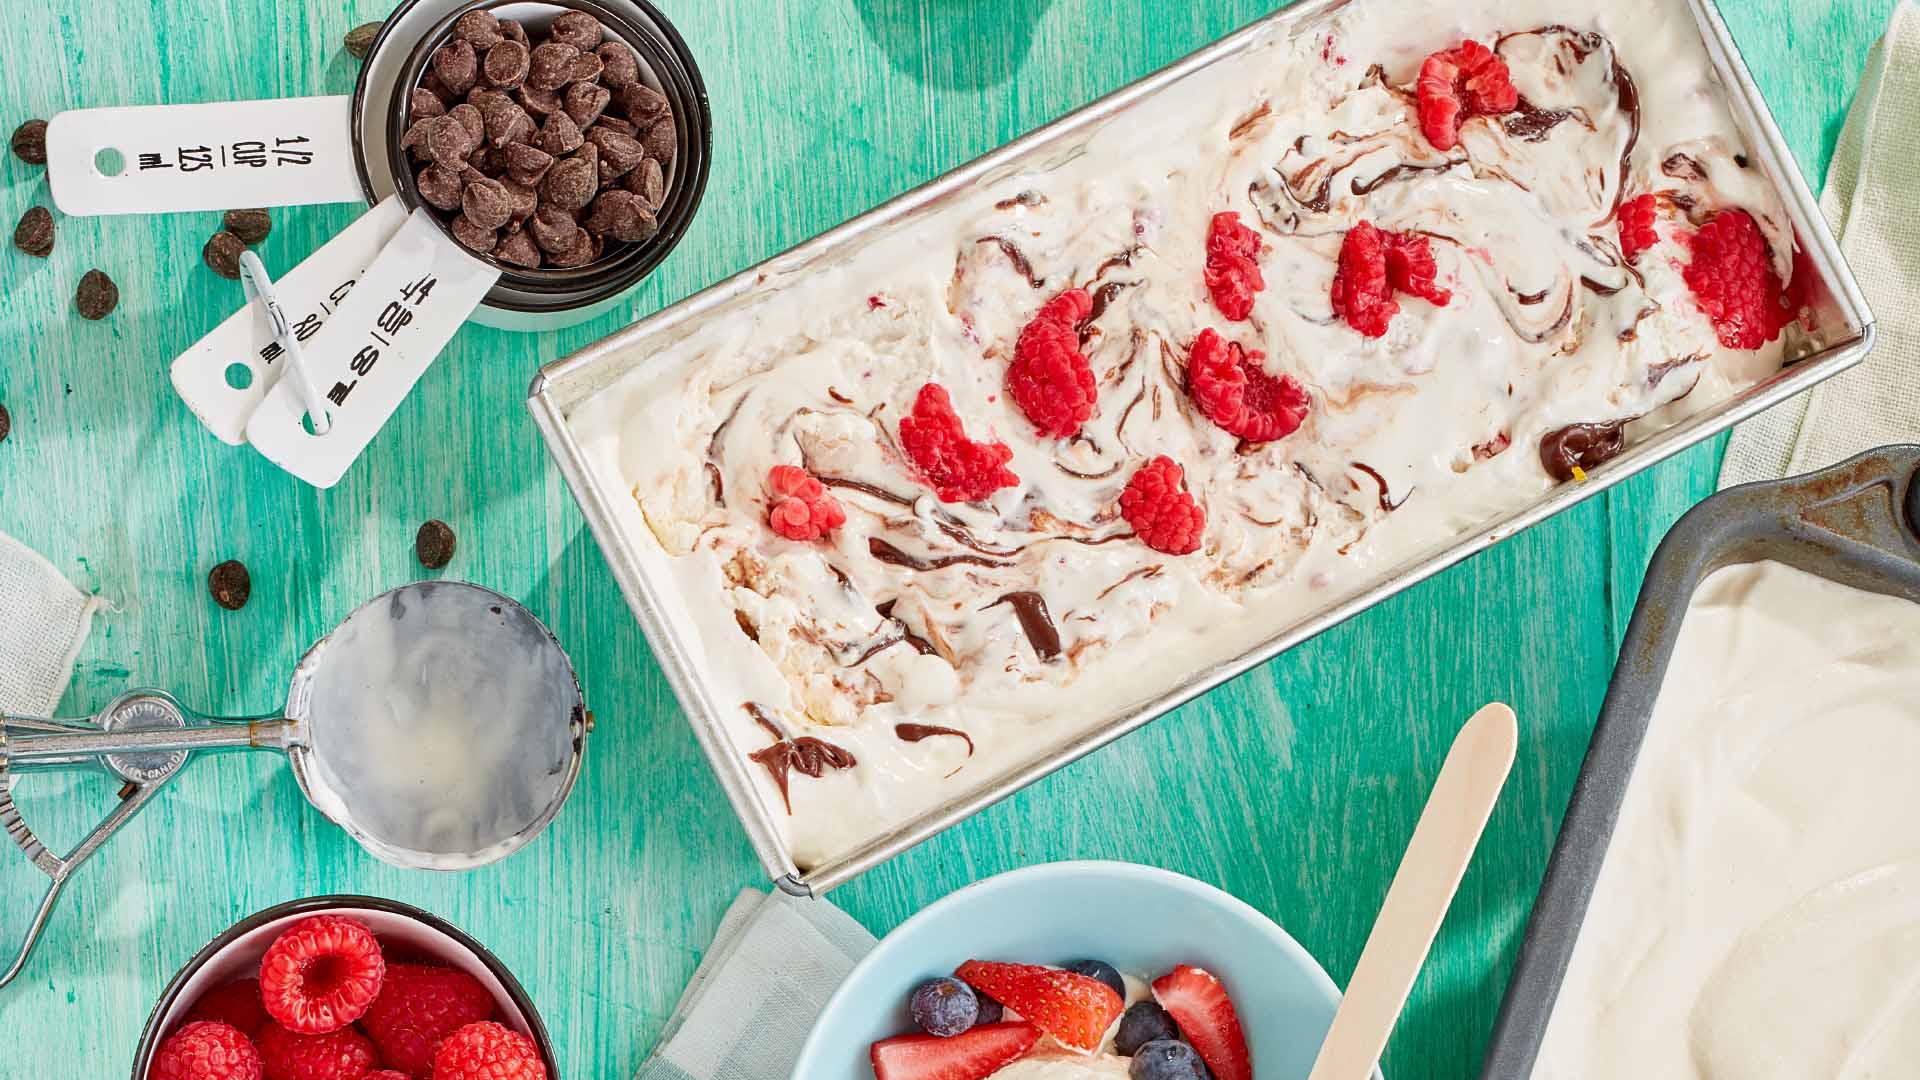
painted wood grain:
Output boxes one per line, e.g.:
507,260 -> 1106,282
0,0 -> 1891,1076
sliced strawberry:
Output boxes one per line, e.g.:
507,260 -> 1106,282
1152,965 -> 1252,1080
870,1021 -> 1041,1080
955,961 -> 1124,1053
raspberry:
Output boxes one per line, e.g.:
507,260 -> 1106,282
150,1021 -> 264,1080
1204,211 -> 1265,321
1416,40 -> 1518,151
1683,209 -> 1789,350
365,1074 -> 408,1080
1330,222 -> 1398,337
1119,456 -> 1206,556
258,915 -> 386,1035
1618,194 -> 1659,262
255,1023 -> 376,1080
359,963 -> 497,1077
186,979 -> 271,1041
1006,288 -> 1098,438
1185,329 -> 1310,444
1383,231 -> 1451,307
431,1021 -> 547,1080
898,383 -> 1020,503
765,464 -> 847,542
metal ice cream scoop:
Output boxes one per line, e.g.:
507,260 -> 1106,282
0,580 -> 587,988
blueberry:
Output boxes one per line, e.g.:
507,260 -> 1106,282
975,996 -> 1004,1025
909,976 -> 979,1037
1064,958 -> 1126,998
1114,1001 -> 1182,1055
1129,1040 -> 1211,1080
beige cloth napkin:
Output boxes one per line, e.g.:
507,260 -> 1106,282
0,529 -> 98,716
634,888 -> 876,1080
1721,0 -> 1920,486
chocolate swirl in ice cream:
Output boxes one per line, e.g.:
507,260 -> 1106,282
573,0 -> 1799,870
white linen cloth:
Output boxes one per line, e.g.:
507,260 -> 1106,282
635,888 -> 877,1080
1721,1 -> 1920,486
0,529 -> 98,716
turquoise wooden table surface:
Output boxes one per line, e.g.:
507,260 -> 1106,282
0,0 -> 1888,1075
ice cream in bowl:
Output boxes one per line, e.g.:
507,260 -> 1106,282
795,862 -> 1374,1080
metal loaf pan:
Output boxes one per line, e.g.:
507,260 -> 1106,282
1479,444 -> 1920,1077
527,0 -> 1877,894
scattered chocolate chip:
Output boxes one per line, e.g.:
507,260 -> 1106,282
13,205 -> 54,257
541,151 -> 597,211
550,11 -> 604,50
585,190 -> 658,243
344,21 -> 383,59
0,403 -> 10,444
517,84 -> 562,117
209,560 -> 252,610
223,208 -> 272,245
468,85 -> 511,111
501,141 -> 553,185
620,84 -> 670,125
453,9 -> 502,48
416,519 -> 458,568
527,42 -> 581,91
449,212 -> 498,254
203,231 -> 246,279
421,69 -> 454,102
568,52 -> 605,86
461,175 -> 514,229
466,142 -> 493,172
401,116 -> 437,160
564,82 -> 611,129
432,40 -> 479,97
75,269 -> 118,320
11,119 -> 48,164
416,163 -> 464,210
500,19 -> 529,47
596,42 -> 640,89
483,39 -> 530,89
587,127 -> 646,179
529,205 -> 580,253
481,97 -> 533,147
495,224 -> 541,268
411,87 -> 448,121
537,109 -> 584,156
590,114 -> 636,139
623,157 -> 666,210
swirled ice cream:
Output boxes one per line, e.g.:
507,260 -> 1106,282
569,0 -> 1806,869
1531,561 -> 1920,1077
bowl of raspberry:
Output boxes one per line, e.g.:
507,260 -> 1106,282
795,862 -> 1378,1080
133,896 -> 556,1080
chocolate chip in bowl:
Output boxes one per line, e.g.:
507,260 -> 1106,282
357,0 -> 710,324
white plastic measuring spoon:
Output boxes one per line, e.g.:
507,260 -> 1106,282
1306,703 -> 1518,1080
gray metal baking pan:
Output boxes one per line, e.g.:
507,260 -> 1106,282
1479,443 -> 1920,1078
527,0 -> 1878,895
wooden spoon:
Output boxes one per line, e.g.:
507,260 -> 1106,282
1305,702 -> 1519,1080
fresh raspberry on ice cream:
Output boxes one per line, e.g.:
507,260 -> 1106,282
1185,329 -> 1309,444
765,465 -> 847,542
1416,39 -> 1519,151
898,383 -> 1020,503
1119,456 -> 1206,556
1618,193 -> 1660,262
1007,288 -> 1098,439
1331,221 -> 1398,337
1683,208 -> 1790,350
1203,211 -> 1265,321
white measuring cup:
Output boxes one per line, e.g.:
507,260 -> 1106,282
0,580 -> 587,988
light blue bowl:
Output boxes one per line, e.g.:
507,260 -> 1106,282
796,861 -> 1352,1080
